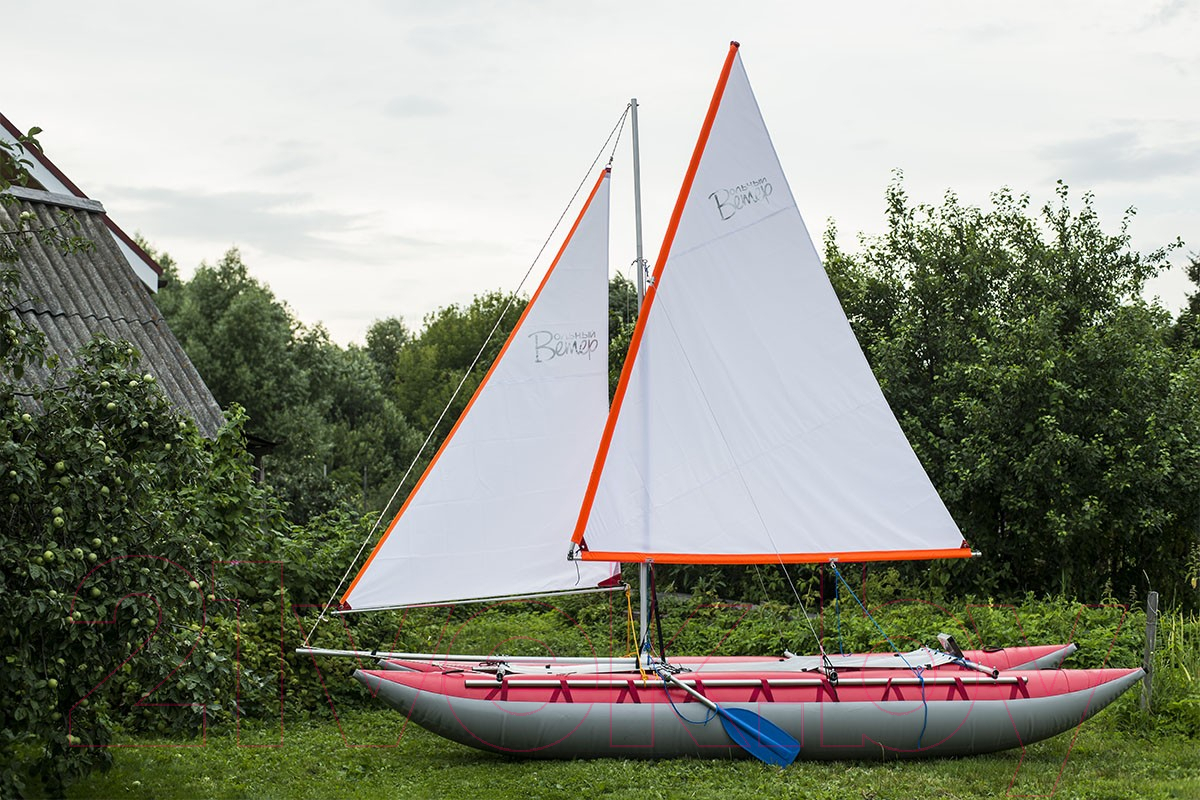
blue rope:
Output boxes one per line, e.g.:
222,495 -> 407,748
828,563 -> 912,669
915,666 -> 929,749
829,562 -> 930,750
656,670 -> 717,726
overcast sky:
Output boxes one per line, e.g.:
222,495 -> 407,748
6,1 -> 1198,344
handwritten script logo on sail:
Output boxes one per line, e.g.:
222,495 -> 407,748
529,330 -> 600,363
709,176 -> 773,221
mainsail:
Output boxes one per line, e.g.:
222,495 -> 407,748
343,169 -> 619,611
572,44 -> 970,565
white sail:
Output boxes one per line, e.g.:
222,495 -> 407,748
573,46 -> 968,564
344,170 -> 619,610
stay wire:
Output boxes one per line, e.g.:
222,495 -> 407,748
304,103 -> 633,647
608,104 -> 630,166
774,560 -> 828,660
751,564 -> 789,646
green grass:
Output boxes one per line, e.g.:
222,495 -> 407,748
66,709 -> 1198,800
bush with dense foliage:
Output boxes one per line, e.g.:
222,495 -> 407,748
823,178 -> 1199,607
153,248 -> 421,523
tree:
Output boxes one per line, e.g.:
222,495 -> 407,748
387,291 -> 524,442
364,316 -> 411,383
156,249 -> 308,439
292,325 -> 419,516
0,126 -> 41,190
1170,251 -> 1200,349
155,250 -> 419,522
824,177 -> 1197,604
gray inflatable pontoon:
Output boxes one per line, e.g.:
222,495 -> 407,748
355,660 -> 1141,760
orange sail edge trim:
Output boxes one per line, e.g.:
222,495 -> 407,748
570,43 -> 742,546
341,168 -> 613,606
577,547 -> 975,565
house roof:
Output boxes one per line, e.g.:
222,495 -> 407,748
2,192 -> 225,437
0,112 -> 162,292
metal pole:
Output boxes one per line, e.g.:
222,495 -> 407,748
631,98 -> 646,305
1141,590 -> 1158,713
296,647 -> 643,667
638,562 -> 650,648
630,97 -> 649,648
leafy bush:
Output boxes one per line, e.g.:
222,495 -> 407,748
825,179 -> 1198,606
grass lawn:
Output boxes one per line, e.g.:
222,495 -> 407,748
66,709 -> 1199,800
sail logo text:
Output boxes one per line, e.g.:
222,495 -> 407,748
529,330 -> 600,363
709,177 -> 773,221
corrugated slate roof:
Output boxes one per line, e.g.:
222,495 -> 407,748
3,191 -> 225,437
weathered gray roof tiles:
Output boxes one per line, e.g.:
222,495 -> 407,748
2,190 -> 225,437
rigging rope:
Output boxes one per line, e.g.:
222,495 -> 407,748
623,586 -> 636,656
766,559 -> 831,671
751,564 -> 790,648
607,104 -> 629,166
303,103 -> 634,647
828,562 -> 907,660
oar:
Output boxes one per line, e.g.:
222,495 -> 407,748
661,672 -> 800,767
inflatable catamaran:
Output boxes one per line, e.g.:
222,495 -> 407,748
308,42 -> 1142,764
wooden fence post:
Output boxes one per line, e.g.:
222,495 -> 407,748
1140,590 -> 1158,713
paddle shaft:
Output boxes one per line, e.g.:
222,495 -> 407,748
662,671 -> 719,711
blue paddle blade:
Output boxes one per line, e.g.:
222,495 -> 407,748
717,707 -> 800,767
